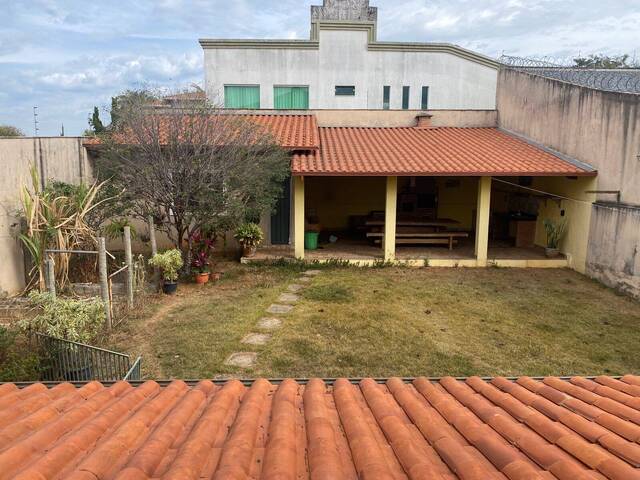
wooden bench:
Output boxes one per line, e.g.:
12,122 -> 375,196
366,232 -> 469,250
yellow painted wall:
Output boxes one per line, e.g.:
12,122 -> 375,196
435,177 -> 478,229
305,177 -> 386,230
533,176 -> 597,273
306,176 -> 481,231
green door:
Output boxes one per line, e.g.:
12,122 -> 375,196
271,178 -> 291,244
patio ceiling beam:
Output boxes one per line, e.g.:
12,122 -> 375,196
475,176 -> 492,266
384,176 -> 398,262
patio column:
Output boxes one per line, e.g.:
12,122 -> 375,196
475,176 -> 492,266
293,176 -> 305,260
384,176 -> 398,262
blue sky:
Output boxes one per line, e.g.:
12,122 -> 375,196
1,0 -> 638,136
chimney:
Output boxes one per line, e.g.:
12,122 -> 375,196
415,114 -> 433,129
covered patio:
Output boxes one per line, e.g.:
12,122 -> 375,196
258,119 -> 598,269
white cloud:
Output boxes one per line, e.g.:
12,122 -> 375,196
1,0 -> 639,135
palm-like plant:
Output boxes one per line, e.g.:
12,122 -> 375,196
19,166 -> 113,291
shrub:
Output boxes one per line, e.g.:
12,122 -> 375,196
20,292 -> 105,343
234,223 -> 264,246
543,218 -> 568,249
0,327 -> 39,382
149,249 -> 184,282
103,218 -> 137,241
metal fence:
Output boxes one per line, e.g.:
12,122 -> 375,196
499,55 -> 640,94
35,333 -> 142,382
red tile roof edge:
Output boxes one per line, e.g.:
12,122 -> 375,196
3,374 -> 624,388
2,375 -> 640,480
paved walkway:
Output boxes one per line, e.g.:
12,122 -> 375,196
224,270 -> 321,368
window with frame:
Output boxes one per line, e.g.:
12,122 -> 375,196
274,86 -> 309,109
421,86 -> 430,110
335,85 -> 356,96
224,85 -> 260,109
383,86 -> 390,110
402,86 -> 410,110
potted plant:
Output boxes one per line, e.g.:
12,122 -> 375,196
149,249 -> 184,294
543,218 -> 567,258
234,223 -> 264,258
190,230 -> 215,284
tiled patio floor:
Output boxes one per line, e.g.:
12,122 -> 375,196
250,238 -> 561,262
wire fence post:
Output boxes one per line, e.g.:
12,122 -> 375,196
98,237 -> 112,330
45,257 -> 56,297
148,215 -> 160,289
124,226 -> 134,309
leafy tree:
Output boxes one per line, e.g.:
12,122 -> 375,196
573,54 -> 639,69
88,107 -> 105,134
109,90 -> 155,128
95,89 -> 290,255
0,125 -> 25,137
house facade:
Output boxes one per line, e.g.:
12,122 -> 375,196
197,0 -> 603,274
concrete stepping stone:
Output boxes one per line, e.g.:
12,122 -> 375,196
278,293 -> 299,304
287,284 -> 304,293
241,333 -> 272,345
267,304 -> 294,314
304,270 -> 322,276
224,352 -> 257,368
298,277 -> 312,283
257,317 -> 282,330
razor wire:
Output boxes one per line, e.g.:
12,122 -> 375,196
499,55 -> 640,95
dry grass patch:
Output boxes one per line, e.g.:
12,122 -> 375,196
113,264 -> 640,379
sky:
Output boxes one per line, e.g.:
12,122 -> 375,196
1,0 -> 638,136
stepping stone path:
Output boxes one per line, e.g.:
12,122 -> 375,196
226,269 -> 323,368
224,352 -> 257,368
267,304 -> 294,314
241,333 -> 272,345
257,317 -> 282,330
278,293 -> 299,304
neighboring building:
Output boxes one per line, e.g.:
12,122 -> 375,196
201,0 -> 498,111
497,66 -> 640,298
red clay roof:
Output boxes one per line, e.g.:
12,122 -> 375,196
1,375 -> 640,479
292,127 -> 596,176
83,114 -> 319,150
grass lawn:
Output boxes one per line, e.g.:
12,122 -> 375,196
111,263 -> 640,379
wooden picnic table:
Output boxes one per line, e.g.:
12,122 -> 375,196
364,217 -> 461,229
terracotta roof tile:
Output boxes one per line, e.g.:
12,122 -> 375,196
1,377 -> 640,479
292,127 -> 596,176
83,114 -> 319,150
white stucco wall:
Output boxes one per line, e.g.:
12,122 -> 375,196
204,29 -> 498,111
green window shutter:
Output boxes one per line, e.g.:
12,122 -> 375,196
224,86 -> 260,109
383,86 -> 390,110
274,86 -> 309,109
421,86 -> 430,110
402,86 -> 410,110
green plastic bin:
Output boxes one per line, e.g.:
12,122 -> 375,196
305,231 -> 319,250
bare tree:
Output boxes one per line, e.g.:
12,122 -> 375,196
94,89 -> 290,252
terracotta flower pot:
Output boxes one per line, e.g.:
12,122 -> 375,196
243,244 -> 257,258
195,272 -> 210,284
